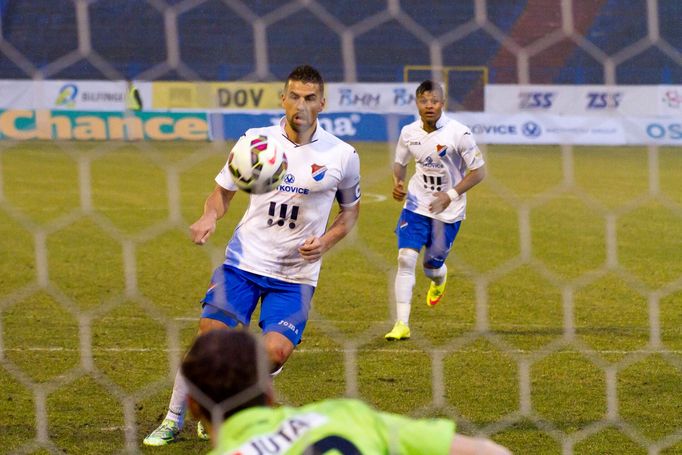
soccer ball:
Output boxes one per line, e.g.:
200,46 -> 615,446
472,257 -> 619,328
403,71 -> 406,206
227,134 -> 287,194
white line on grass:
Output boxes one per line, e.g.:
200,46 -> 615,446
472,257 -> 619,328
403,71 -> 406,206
359,192 -> 387,203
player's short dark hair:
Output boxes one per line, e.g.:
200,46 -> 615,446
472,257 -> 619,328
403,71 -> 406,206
285,64 -> 324,94
181,329 -> 270,420
416,80 -> 444,97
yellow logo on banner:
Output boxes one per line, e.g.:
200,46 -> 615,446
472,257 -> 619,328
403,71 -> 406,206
152,82 -> 282,109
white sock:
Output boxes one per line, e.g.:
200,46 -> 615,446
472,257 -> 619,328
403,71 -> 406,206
164,370 -> 188,428
395,248 -> 418,325
424,264 -> 447,286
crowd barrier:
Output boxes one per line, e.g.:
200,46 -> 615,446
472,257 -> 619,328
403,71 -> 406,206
0,80 -> 679,145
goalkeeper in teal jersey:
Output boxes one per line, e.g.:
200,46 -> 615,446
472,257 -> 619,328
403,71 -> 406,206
182,330 -> 511,455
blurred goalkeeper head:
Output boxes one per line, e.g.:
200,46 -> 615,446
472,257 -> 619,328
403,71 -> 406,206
182,329 -> 274,436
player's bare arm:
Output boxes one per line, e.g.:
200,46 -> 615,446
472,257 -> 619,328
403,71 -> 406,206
190,185 -> 236,245
429,165 -> 486,214
299,202 -> 360,262
450,434 -> 512,455
392,162 -> 407,201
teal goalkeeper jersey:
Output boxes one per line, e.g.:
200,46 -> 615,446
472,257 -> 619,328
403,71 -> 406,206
209,398 -> 455,454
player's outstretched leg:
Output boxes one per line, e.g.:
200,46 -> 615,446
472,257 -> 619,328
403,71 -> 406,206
144,317 -> 231,446
425,265 -> 447,307
143,369 -> 188,446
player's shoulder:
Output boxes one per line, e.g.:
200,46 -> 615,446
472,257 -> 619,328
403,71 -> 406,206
316,126 -> 356,156
440,114 -> 472,135
400,118 -> 423,136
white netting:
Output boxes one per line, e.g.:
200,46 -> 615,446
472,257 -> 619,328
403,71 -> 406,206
0,1 -> 681,453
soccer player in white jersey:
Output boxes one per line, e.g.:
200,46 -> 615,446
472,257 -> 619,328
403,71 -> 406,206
385,80 -> 485,341
144,65 -> 361,446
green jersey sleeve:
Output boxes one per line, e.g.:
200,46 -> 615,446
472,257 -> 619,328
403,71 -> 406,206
210,399 -> 455,455
374,409 -> 455,454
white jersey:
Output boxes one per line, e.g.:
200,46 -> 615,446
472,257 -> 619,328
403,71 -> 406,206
216,118 -> 361,286
395,114 -> 484,223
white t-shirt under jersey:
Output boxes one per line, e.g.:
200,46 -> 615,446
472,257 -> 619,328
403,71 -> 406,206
395,114 -> 484,223
215,118 -> 361,286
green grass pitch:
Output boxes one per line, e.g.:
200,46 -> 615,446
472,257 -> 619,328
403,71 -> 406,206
1,140 -> 681,454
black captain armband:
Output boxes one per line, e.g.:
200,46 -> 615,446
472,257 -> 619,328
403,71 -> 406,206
336,182 -> 361,205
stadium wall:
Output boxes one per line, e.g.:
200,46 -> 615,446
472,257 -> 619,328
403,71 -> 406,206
0,1 -> 679,85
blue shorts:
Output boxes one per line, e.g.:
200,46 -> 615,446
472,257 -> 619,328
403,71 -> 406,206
395,209 -> 461,268
200,264 -> 314,345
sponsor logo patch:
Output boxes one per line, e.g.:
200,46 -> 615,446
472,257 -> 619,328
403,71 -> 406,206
55,84 -> 78,108
522,121 -> 542,138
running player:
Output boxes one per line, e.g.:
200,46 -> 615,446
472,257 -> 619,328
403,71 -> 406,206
385,80 -> 485,341
144,65 -> 361,446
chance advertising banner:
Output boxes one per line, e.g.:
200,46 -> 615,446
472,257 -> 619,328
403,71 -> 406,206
0,110 -> 209,141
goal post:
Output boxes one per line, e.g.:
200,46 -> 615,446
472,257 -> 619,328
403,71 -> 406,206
403,65 -> 489,111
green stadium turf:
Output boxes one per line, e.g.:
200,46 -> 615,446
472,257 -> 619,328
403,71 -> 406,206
1,140 -> 681,454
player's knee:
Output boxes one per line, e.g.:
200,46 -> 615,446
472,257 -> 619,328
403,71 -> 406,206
266,345 -> 290,370
268,350 -> 287,370
397,248 -> 419,270
423,245 -> 447,269
423,256 -> 445,269
197,317 -> 229,335
263,334 -> 294,368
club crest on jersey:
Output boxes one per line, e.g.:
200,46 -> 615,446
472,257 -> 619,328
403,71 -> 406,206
311,163 -> 327,181
436,144 -> 447,157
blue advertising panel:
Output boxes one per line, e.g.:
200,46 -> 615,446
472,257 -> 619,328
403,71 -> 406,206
209,112 -> 415,142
